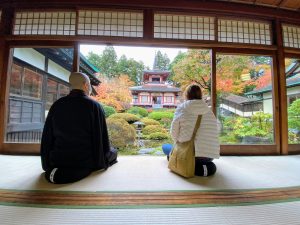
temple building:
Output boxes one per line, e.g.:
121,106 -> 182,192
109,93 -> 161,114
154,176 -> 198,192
130,55 -> 181,108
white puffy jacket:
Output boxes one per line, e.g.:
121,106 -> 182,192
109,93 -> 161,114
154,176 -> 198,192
170,100 -> 220,159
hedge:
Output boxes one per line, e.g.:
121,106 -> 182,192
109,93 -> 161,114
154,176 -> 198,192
102,104 -> 116,118
148,111 -> 174,121
142,125 -> 167,135
106,118 -> 136,148
109,113 -> 140,124
140,117 -> 160,126
127,106 -> 148,117
148,132 -> 170,140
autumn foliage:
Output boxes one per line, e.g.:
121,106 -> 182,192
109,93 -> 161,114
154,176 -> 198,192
92,74 -> 134,112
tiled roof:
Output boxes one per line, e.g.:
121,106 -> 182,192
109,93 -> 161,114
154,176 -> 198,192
143,70 -> 170,74
130,85 -> 181,92
246,73 -> 300,95
223,94 -> 260,104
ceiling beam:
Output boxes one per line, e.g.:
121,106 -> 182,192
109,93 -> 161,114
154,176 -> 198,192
277,0 -> 289,7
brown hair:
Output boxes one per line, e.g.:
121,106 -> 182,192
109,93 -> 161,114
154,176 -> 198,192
185,84 -> 202,100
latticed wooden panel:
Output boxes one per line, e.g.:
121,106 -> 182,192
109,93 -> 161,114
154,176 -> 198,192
218,19 -> 271,45
154,13 -> 215,40
78,10 -> 143,37
13,11 -> 76,35
283,24 -> 300,49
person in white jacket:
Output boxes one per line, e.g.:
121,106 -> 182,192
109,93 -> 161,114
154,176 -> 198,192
164,84 -> 220,176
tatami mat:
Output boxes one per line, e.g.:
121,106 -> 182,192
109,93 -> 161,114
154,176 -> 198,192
0,155 -> 300,191
1,201 -> 300,225
1,155 -> 300,225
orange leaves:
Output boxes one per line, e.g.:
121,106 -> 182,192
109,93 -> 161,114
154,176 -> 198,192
93,74 -> 134,112
255,70 -> 272,89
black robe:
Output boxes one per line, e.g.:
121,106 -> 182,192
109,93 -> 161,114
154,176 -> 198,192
40,90 -> 110,171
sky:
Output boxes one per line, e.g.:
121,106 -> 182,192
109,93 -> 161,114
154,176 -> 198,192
80,45 -> 187,68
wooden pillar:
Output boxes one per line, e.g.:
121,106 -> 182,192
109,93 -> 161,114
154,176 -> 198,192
143,9 -> 154,40
0,41 -> 11,152
73,42 -> 80,72
274,19 -> 288,155
211,48 -> 217,116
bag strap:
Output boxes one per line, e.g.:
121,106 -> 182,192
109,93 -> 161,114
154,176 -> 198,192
191,115 -> 202,140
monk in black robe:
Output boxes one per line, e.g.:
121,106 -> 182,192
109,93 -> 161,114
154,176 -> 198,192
41,72 -> 117,184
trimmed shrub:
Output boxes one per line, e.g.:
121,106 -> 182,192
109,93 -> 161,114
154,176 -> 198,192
127,107 -> 148,117
109,113 -> 140,124
102,104 -> 116,118
142,125 -> 167,135
160,117 -> 173,129
140,117 -> 160,126
149,132 -> 169,140
148,111 -> 174,121
106,118 -> 136,148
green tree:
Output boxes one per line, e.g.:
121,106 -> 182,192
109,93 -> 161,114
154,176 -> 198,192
153,50 -> 170,70
288,99 -> 300,131
168,51 -> 186,81
250,56 -> 271,65
171,49 -> 211,93
87,46 -> 118,78
86,52 -> 102,70
117,55 -> 145,85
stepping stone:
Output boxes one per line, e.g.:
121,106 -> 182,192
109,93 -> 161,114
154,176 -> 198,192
138,148 -> 156,154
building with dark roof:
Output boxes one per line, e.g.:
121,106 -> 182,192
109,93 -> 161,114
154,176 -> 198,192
245,60 -> 300,113
220,60 -> 300,117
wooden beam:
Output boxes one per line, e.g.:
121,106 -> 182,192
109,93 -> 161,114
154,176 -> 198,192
3,35 -> 278,52
211,48 -> 217,116
0,7 -> 14,35
72,42 -> 79,72
143,9 -> 154,40
2,0 -> 300,22
1,143 -> 40,155
221,145 -> 279,155
288,144 -> 300,154
277,0 -> 288,7
274,19 -> 288,155
0,41 -> 11,152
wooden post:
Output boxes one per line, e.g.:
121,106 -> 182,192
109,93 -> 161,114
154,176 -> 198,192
274,19 -> 288,155
211,48 -> 217,116
0,42 -> 11,152
143,9 -> 154,40
73,42 -> 80,72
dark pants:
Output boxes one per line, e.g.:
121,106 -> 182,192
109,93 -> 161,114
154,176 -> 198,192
195,157 -> 217,177
45,149 -> 118,184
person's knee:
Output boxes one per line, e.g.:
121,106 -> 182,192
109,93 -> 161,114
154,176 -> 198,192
195,162 -> 217,177
45,168 -> 92,184
107,147 -> 118,166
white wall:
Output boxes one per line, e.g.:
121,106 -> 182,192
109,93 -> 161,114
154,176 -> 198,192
13,48 -> 71,82
48,60 -> 70,82
262,92 -> 273,114
13,48 -> 45,70
287,86 -> 300,96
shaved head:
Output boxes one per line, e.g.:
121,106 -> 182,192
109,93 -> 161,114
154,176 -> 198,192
69,72 -> 90,91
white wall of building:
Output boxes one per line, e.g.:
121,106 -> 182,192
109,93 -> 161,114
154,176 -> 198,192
13,48 -> 45,71
48,60 -> 70,82
287,86 -> 300,96
13,48 -> 71,82
262,92 -> 273,114
220,103 -> 256,117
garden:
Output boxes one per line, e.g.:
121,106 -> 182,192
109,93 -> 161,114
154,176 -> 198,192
103,105 -> 174,155
87,46 -> 300,153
